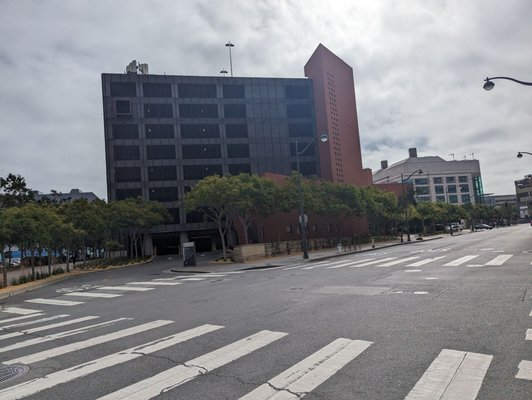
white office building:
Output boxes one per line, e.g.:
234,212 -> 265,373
373,148 -> 484,204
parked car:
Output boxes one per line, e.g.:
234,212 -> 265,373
445,223 -> 462,232
475,223 -> 493,230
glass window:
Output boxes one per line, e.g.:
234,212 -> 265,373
110,82 -> 136,97
414,178 -> 428,185
115,100 -> 131,114
222,84 -> 245,98
459,176 -> 468,183
179,104 -> 218,118
291,161 -> 318,176
225,124 -> 248,138
145,124 -> 175,139
415,186 -> 430,195
183,165 -> 223,180
181,124 -> 219,139
113,145 -> 140,160
436,195 -> 446,202
116,188 -> 141,200
288,123 -> 314,137
287,104 -> 312,118
144,103 -> 173,118
447,185 -> 457,193
146,145 -> 176,160
228,164 -> 251,175
114,167 -> 141,182
446,176 -> 455,183
448,195 -> 458,203
166,208 -> 180,224
182,145 -> 221,159
186,209 -> 206,223
178,83 -> 216,98
461,195 -> 471,203
112,124 -> 138,139
143,83 -> 172,98
148,166 -> 177,181
148,187 -> 178,202
434,185 -> 444,194
433,177 -> 443,184
227,144 -> 249,158
285,85 -> 311,99
459,184 -> 470,193
224,104 -> 246,118
291,142 -> 315,156
417,196 -> 430,202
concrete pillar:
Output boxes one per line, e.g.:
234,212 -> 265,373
143,232 -> 154,256
179,231 -> 189,254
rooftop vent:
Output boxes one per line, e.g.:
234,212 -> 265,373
408,148 -> 418,158
381,160 -> 388,169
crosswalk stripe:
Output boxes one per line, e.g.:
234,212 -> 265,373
4,319 -> 173,365
0,314 -> 68,330
351,257 -> 397,268
484,254 -> 513,266
240,338 -> 372,399
178,277 -> 206,281
283,264 -> 307,270
444,255 -> 479,266
65,292 -> 123,298
0,317 -> 126,353
126,281 -> 182,286
404,349 -> 492,400
0,324 -> 223,400
2,307 -> 42,315
26,298 -> 84,306
0,315 -> 99,341
526,329 -> 532,340
516,360 -> 532,380
407,256 -> 446,267
0,313 -> 46,326
327,258 -> 375,269
97,330 -> 288,400
97,286 -> 154,292
377,257 -> 420,267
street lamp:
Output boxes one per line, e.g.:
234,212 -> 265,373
225,42 -> 235,77
296,133 -> 328,259
483,76 -> 532,91
517,151 -> 532,158
400,169 -> 423,242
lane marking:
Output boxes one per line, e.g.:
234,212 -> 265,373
4,319 -> 173,365
2,307 -> 42,315
350,257 -> 397,268
0,324 -> 223,400
484,254 -> 513,266
405,269 -> 422,273
405,349 -> 492,400
239,338 -> 372,399
327,258 -> 376,269
413,291 -> 429,294
526,329 -> 532,341
0,313 -> 46,326
0,317 -> 126,353
25,298 -> 84,306
0,315 -> 99,341
516,360 -> 532,381
126,281 -> 182,286
444,255 -> 479,267
65,292 -> 122,298
424,277 -> 439,280
407,256 -> 446,267
97,330 -> 288,400
178,277 -> 206,281
0,314 -> 68,331
377,257 -> 420,267
97,286 -> 154,292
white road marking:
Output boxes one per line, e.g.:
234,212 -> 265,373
444,255 -> 479,266
239,338 -> 372,399
327,259 -> 376,269
481,248 -> 494,251
350,257 -> 397,268
97,286 -> 154,292
0,324 -> 223,400
301,260 -> 335,270
0,313 -> 46,325
529,310 -> 532,317
407,256 -> 446,267
484,254 -> 513,266
126,281 -> 182,286
178,277 -> 206,281
282,264 -> 307,270
26,298 -> 84,306
465,265 -> 484,268
413,291 -> 429,294
4,319 -> 173,365
0,314 -> 68,330
0,317 -> 126,353
424,277 -> 439,280
405,349 -> 492,400
526,329 -> 532,340
377,257 -> 420,267
97,330 -> 288,400
2,307 -> 42,315
0,315 -> 100,341
516,360 -> 532,380
65,292 -> 122,298
405,270 -> 422,273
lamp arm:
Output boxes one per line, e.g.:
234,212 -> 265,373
297,136 -> 319,156
485,76 -> 532,86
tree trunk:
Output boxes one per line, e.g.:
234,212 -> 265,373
30,248 -> 35,279
48,248 -> 52,275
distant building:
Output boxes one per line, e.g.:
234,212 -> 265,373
34,189 -> 100,203
484,194 -> 517,208
515,175 -> 532,219
372,148 -> 484,204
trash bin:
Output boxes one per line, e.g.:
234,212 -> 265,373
183,242 -> 196,266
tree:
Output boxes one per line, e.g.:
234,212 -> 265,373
360,186 -> 399,237
0,173 -> 34,208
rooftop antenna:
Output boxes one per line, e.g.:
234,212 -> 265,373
449,153 -> 455,161
225,41 -> 235,77
470,153 -> 474,159
220,69 -> 228,76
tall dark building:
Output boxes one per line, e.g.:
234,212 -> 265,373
102,45 -> 371,253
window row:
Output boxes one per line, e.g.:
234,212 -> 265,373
113,144 -> 250,160
112,123 -> 250,139
432,176 -> 469,184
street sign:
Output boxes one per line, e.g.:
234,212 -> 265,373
299,213 -> 308,226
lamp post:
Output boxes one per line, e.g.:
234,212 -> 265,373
517,151 -> 532,158
483,76 -> 532,91
225,42 -> 235,77
400,169 -> 423,242
296,133 -> 328,259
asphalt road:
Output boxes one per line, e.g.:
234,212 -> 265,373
0,225 -> 531,399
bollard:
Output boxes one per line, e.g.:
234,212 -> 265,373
371,239 -> 375,248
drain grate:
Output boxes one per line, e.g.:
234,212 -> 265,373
0,364 -> 30,383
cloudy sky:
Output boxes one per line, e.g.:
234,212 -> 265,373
1,0 -> 531,200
